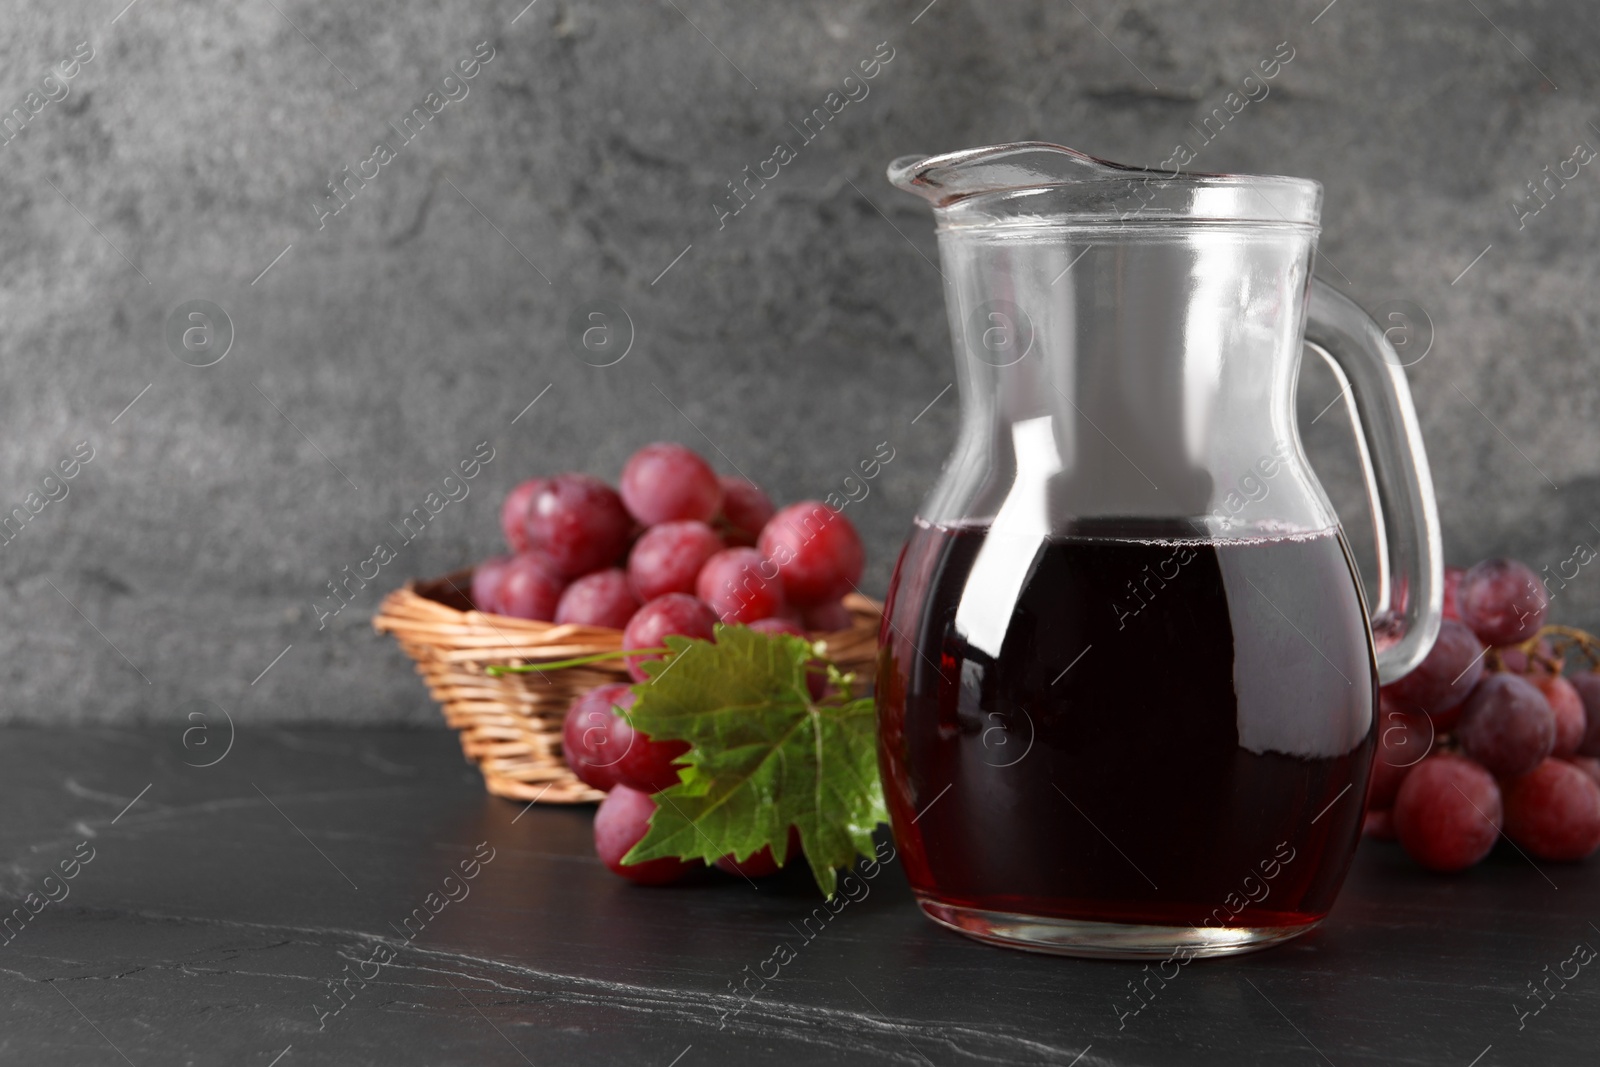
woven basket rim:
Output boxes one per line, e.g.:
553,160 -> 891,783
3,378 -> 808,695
374,566 -> 882,651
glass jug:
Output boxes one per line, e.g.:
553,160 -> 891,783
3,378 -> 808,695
876,142 -> 1442,959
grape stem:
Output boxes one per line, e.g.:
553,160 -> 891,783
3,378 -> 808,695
486,648 -> 669,676
1527,624 -> 1600,671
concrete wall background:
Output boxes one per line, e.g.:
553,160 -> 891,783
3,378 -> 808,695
2,0 -> 1597,724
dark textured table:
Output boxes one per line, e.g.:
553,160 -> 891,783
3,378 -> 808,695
2,727 -> 1595,1066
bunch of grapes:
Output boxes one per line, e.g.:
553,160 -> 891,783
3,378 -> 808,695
474,442 -> 864,885
1369,558 -> 1600,872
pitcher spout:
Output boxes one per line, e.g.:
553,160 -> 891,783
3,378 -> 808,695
888,140 -> 1320,227
888,141 -> 1140,205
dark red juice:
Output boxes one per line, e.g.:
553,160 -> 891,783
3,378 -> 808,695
877,519 -> 1377,932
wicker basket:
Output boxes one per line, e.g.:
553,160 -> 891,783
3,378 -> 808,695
374,568 -> 885,804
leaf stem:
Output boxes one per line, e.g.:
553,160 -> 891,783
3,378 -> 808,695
485,647 -> 669,675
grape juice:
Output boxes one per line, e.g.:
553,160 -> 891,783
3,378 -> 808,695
877,519 -> 1377,942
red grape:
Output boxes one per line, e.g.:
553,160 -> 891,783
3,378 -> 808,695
554,568 -> 639,630
562,683 -> 633,792
494,551 -> 567,621
697,547 -> 786,624
1501,758 -> 1600,861
593,785 -> 700,885
757,500 -> 865,607
1495,638 -> 1555,675
1379,619 -> 1485,725
609,712 -> 691,794
499,478 -> 546,553
748,616 -> 806,638
627,520 -> 723,601
1368,697 -> 1433,809
801,599 -> 854,633
715,847 -> 782,878
621,593 -> 718,682
717,476 -> 775,546
470,556 -> 511,613
1566,756 -> 1600,789
1367,758 -> 1412,814
1532,674 -> 1586,758
1363,808 -> 1396,840
1428,702 -> 1466,735
1495,645 -> 1525,673
526,473 -> 634,579
1458,557 -> 1549,646
1393,754 -> 1503,872
1568,672 -> 1600,757
619,443 -> 722,526
714,827 -> 801,878
1441,564 -> 1465,622
1376,695 -> 1435,768
1456,673 -> 1556,780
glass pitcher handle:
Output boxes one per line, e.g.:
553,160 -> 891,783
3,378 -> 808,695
1304,278 -> 1443,685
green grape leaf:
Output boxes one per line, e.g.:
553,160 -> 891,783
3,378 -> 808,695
620,625 -> 886,898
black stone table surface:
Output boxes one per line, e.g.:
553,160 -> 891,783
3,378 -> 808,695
3,727 -> 1596,1066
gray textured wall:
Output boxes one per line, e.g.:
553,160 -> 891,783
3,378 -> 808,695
3,0 -> 1596,724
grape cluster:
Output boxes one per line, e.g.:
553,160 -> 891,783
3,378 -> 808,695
1370,557 -> 1600,871
476,441 -> 866,885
